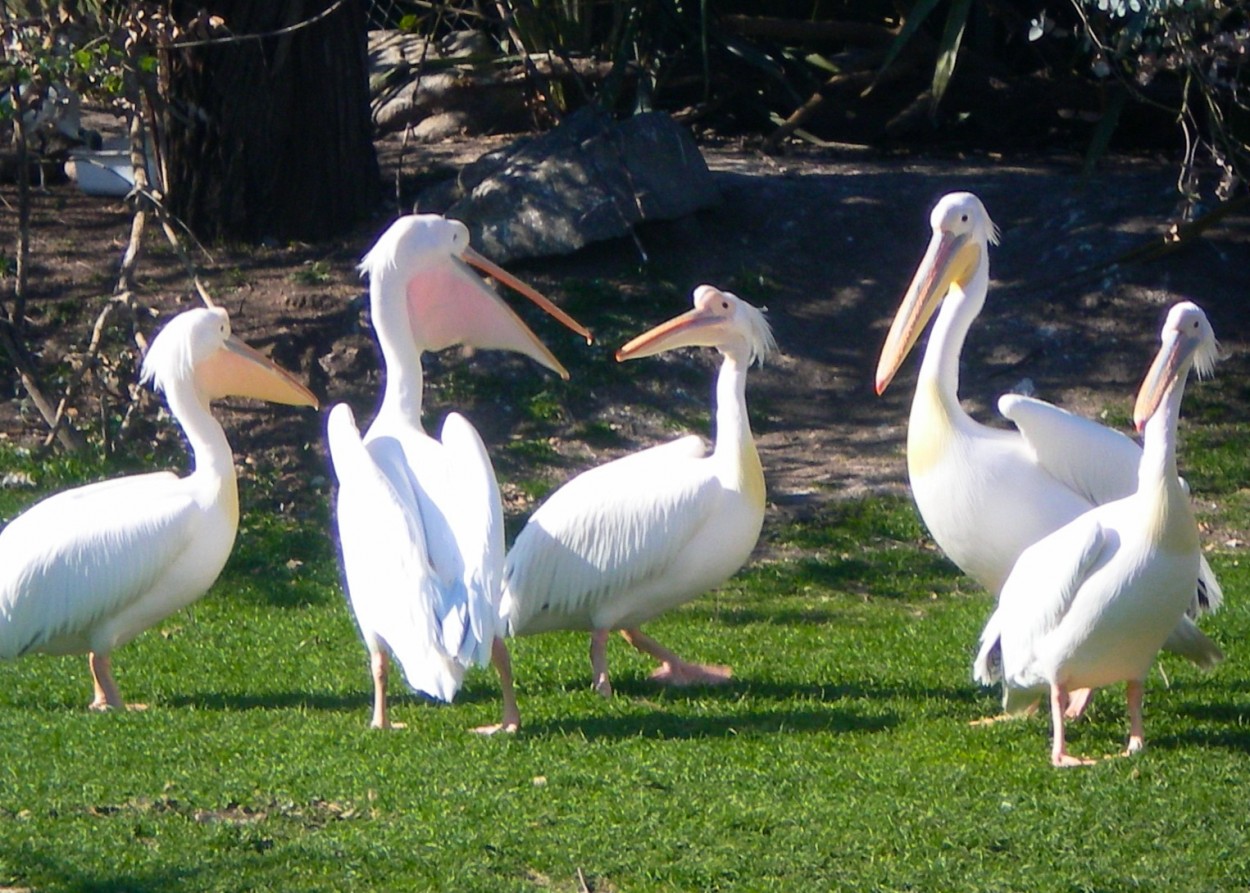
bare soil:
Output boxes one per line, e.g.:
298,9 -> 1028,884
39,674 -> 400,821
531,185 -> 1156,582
4,127 -> 1250,553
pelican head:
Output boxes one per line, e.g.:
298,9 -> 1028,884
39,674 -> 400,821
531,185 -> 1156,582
1133,301 -> 1218,432
874,192 -> 1000,395
142,306 -> 318,407
360,214 -> 592,380
615,285 -> 776,366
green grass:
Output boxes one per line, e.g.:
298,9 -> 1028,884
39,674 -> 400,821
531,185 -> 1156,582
1,406 -> 1250,890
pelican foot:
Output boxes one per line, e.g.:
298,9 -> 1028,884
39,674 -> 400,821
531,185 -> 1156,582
1052,751 -> 1097,768
1122,735 -> 1145,756
89,700 -> 148,712
1063,687 -> 1094,719
472,721 -> 519,736
969,713 -> 1017,727
593,675 -> 613,699
649,661 -> 733,687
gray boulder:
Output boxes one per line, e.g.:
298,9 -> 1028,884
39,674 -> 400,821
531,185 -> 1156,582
416,107 -> 720,263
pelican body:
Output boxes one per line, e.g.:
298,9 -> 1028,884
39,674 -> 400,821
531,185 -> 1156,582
0,307 -> 318,709
481,285 -> 776,733
974,302 -> 1219,766
874,193 -> 1220,674
326,214 -> 591,729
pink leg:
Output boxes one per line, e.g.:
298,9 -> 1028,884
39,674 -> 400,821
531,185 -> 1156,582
473,637 -> 521,735
591,629 -> 613,698
1050,683 -> 1095,768
619,628 -> 733,687
1064,687 -> 1094,719
88,652 -> 125,711
369,650 -> 404,729
1123,678 -> 1145,756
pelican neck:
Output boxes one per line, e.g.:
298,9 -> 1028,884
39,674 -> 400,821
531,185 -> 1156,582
163,380 -> 235,482
915,255 -> 990,423
371,265 -> 427,426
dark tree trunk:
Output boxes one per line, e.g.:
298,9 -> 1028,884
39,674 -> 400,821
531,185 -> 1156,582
164,0 -> 380,243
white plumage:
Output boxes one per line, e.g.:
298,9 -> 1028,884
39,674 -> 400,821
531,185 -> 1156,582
974,301 -> 1220,766
873,193 -> 1221,684
480,285 -> 775,733
326,214 -> 591,728
0,306 -> 317,709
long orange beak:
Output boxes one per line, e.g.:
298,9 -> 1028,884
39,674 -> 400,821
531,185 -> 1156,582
196,336 -> 319,408
1133,331 -> 1186,432
616,305 -> 728,362
463,246 -> 592,345
874,230 -> 980,395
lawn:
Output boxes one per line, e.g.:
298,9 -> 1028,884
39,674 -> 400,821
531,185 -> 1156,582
0,437 -> 1247,892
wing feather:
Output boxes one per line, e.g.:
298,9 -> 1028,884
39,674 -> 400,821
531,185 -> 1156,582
1001,393 -> 1221,617
327,404 -> 464,702
502,444 -> 718,634
431,412 -> 504,667
0,472 -> 198,656
998,394 -> 1140,504
975,515 -> 1109,708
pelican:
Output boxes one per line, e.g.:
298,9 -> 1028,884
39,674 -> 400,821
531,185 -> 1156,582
973,302 -> 1219,766
0,306 -> 318,709
478,285 -> 775,733
874,192 -> 1221,695
326,214 -> 592,729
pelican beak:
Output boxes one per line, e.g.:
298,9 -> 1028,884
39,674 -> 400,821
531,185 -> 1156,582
615,305 -> 726,362
197,335 -> 319,408
1133,331 -> 1186,432
874,230 -> 981,395
463,246 -> 593,345
411,247 -> 591,382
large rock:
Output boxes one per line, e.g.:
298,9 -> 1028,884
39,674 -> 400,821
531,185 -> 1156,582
415,107 -> 721,263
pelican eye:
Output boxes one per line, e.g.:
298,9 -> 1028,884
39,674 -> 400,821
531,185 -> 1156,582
960,214 -> 969,222
721,301 -> 729,310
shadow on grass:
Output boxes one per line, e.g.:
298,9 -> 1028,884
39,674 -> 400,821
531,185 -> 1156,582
0,844 -> 199,893
164,690 -> 363,713
525,704 -> 899,741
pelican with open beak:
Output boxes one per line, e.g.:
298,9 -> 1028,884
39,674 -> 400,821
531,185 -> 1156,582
326,214 -> 592,728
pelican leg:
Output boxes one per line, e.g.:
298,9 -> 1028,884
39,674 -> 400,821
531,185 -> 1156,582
590,629 -> 613,698
473,637 -> 521,735
88,652 -> 125,711
1050,683 -> 1095,768
369,650 -> 405,730
1123,678 -> 1146,756
1064,687 -> 1094,719
619,628 -> 733,687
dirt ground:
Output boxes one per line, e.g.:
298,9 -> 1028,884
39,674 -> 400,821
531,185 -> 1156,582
5,128 -> 1250,555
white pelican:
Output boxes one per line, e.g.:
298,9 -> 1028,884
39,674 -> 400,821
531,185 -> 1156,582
973,301 -> 1219,766
326,214 -> 592,729
478,285 -> 775,733
874,192 -> 1221,689
0,306 -> 318,709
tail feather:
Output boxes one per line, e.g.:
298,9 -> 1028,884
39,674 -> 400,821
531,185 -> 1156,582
1162,615 -> 1224,671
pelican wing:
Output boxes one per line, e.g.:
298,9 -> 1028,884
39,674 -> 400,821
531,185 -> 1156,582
997,394 -> 1141,504
1000,393 -> 1222,615
975,514 -> 1109,704
0,471 -> 200,657
327,404 -> 464,702
426,411 -> 504,667
502,437 -> 716,634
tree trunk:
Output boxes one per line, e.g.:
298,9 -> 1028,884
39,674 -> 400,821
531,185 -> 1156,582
164,0 -> 380,243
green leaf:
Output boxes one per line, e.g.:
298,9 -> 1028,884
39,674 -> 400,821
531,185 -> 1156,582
932,0 -> 973,112
1083,84 -> 1128,177
867,0 -> 945,95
